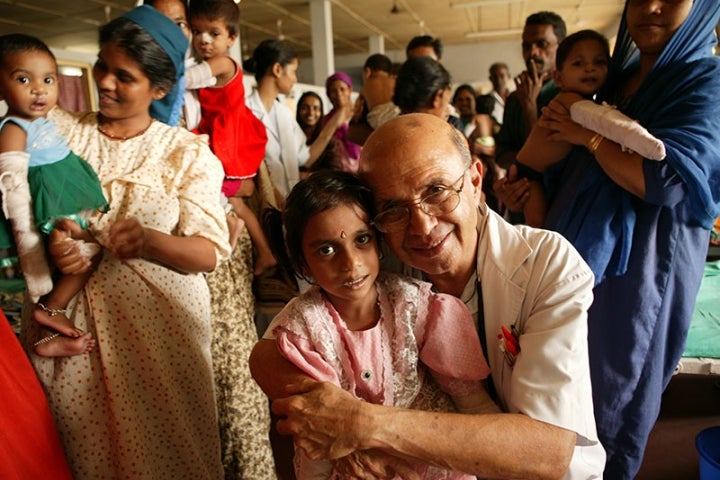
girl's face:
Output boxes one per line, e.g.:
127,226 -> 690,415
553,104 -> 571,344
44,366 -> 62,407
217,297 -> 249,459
298,96 -> 322,127
554,39 -> 609,97
422,87 -> 451,121
301,203 -> 380,314
453,89 -> 476,118
93,41 -> 164,122
626,0 -> 693,56
327,79 -> 352,109
190,15 -> 236,60
0,50 -> 58,121
276,58 -> 299,95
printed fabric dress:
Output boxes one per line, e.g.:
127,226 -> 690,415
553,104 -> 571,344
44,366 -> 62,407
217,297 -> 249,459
23,108 -> 231,480
206,229 -> 277,479
273,272 -> 490,480
0,116 -> 108,255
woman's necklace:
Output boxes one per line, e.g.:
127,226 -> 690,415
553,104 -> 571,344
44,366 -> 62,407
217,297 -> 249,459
97,118 -> 154,141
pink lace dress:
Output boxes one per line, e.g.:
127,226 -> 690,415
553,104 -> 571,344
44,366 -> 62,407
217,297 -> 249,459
274,272 -> 490,480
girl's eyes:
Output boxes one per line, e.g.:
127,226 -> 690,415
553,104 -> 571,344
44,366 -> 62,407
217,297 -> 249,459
356,233 -> 373,246
44,77 -> 55,85
316,233 -> 373,256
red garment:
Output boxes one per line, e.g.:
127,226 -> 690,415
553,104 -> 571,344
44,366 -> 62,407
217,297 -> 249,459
194,61 -> 267,179
0,311 -> 73,480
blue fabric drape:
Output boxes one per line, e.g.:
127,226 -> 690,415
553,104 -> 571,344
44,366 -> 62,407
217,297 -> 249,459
122,5 -> 189,126
551,0 -> 720,284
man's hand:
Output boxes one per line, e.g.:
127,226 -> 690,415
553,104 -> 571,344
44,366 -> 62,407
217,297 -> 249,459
334,450 -> 422,480
272,379 -> 368,460
493,164 -> 530,213
514,59 -> 550,135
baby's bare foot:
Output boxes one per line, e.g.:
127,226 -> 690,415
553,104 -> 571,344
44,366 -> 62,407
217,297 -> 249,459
34,303 -> 84,338
34,332 -> 95,357
227,214 -> 246,250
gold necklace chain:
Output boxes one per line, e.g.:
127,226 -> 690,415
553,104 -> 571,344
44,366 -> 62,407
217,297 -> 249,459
97,119 -> 154,141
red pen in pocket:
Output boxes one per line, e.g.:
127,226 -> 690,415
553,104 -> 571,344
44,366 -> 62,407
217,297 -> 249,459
501,325 -> 520,356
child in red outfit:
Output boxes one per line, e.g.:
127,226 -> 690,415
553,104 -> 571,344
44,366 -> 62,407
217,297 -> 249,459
187,0 -> 275,274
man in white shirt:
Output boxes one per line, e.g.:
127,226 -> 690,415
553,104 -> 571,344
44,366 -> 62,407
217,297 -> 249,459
251,113 -> 605,479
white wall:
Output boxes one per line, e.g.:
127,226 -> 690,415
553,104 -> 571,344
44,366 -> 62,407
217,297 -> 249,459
296,39 -> 524,94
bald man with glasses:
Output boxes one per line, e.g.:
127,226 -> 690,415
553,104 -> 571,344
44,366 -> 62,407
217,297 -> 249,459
251,113 -> 605,479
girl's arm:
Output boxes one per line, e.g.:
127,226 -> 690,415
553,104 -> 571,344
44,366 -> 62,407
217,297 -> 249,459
0,122 -> 28,152
186,55 -> 236,89
538,102 -> 646,198
305,107 -> 352,167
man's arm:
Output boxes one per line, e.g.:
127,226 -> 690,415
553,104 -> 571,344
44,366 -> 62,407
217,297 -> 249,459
273,380 -> 575,480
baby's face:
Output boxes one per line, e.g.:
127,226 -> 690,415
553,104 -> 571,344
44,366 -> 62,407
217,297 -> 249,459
0,50 -> 58,121
555,39 -> 609,97
190,15 -> 235,60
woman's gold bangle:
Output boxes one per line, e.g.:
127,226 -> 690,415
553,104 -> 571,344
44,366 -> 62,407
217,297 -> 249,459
587,133 -> 604,155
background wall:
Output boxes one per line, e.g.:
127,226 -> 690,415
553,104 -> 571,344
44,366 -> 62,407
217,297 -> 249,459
296,38 -> 523,95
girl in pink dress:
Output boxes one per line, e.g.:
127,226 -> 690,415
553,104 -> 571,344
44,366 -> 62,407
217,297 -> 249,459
263,170 -> 499,480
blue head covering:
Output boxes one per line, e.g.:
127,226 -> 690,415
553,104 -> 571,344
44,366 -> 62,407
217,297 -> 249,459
550,0 -> 720,283
121,5 -> 188,125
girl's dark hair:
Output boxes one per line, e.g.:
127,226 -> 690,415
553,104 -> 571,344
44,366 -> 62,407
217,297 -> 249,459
296,91 -> 324,141
263,170 -> 376,280
0,33 -> 55,66
556,29 -> 610,70
393,56 -> 451,114
188,0 -> 239,36
99,17 -> 176,92
244,39 -> 297,83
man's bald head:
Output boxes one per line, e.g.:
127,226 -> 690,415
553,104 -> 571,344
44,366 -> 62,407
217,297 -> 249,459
358,113 -> 471,181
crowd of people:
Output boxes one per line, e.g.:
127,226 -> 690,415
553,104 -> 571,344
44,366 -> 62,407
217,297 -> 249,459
1,0 -> 718,479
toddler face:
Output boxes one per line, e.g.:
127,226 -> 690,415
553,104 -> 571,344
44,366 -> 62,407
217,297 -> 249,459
190,16 -> 235,60
555,39 -> 609,97
0,50 -> 58,120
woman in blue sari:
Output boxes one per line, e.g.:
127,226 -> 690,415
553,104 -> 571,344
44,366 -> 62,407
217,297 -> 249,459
535,0 -> 720,478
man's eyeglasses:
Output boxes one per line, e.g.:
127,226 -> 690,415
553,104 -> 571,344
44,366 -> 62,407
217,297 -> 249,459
372,170 -> 467,233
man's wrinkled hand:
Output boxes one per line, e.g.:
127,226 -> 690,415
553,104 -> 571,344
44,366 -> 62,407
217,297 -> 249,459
334,450 -> 422,480
272,379 -> 366,461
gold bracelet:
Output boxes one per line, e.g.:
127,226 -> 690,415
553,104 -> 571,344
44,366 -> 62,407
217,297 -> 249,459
587,133 -> 604,155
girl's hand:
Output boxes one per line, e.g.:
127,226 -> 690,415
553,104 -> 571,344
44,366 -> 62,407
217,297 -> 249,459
106,217 -> 146,259
49,219 -> 92,275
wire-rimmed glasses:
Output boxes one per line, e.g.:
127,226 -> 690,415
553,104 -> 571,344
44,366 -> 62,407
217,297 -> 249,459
372,170 -> 467,233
